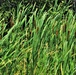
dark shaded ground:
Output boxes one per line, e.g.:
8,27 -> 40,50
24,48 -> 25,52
0,0 -> 76,11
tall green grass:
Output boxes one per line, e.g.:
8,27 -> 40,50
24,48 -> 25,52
0,1 -> 76,75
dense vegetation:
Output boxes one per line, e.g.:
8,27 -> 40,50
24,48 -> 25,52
0,0 -> 76,75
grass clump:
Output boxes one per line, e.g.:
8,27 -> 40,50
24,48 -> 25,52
0,1 -> 76,75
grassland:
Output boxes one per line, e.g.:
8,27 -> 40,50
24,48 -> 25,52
0,1 -> 76,75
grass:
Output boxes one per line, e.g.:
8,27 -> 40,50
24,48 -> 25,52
0,1 -> 76,75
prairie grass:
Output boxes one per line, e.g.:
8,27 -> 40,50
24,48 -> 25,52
0,1 -> 76,75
